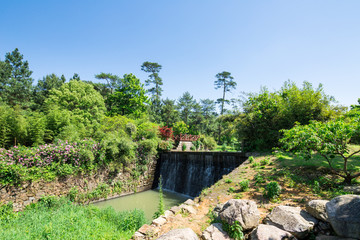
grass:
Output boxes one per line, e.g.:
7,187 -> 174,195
275,145 -> 360,171
0,197 -> 145,240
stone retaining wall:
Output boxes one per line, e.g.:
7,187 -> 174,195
0,160 -> 157,211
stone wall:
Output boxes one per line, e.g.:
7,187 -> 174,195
0,160 -> 157,211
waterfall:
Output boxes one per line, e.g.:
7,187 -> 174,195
154,152 -> 247,197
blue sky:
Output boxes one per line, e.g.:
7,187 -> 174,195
1,0 -> 359,107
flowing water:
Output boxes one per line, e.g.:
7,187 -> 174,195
93,189 -> 189,222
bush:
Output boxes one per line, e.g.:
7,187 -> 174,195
190,145 -> 196,151
200,135 -> 217,150
182,143 -> 187,151
238,180 -> 249,192
264,181 -> 281,200
158,139 -> 174,151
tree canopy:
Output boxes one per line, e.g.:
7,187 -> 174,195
280,119 -> 360,184
107,74 -> 149,117
0,48 -> 33,107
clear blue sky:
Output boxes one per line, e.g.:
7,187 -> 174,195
1,0 -> 359,107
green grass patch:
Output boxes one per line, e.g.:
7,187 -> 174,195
0,197 -> 145,240
276,146 -> 360,172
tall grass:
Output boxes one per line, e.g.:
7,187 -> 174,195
0,197 -> 145,240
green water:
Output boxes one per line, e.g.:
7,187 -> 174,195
93,189 -> 189,222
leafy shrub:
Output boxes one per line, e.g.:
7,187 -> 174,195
190,145 -> 196,151
225,179 -> 233,183
200,135 -> 217,150
238,180 -> 249,192
254,173 -> 266,185
158,139 -> 174,151
182,143 -> 187,151
222,220 -> 244,240
264,181 -> 281,200
260,158 -> 270,166
228,187 -> 235,193
248,156 -> 254,163
158,126 -> 173,140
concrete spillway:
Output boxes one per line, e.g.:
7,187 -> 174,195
153,152 -> 247,197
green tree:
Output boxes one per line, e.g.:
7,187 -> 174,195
238,81 -> 338,151
160,98 -> 180,127
95,72 -> 121,94
214,71 -> 236,115
0,48 -> 33,107
45,80 -> 106,140
280,119 -> 360,184
107,74 -> 149,117
177,91 -> 195,124
70,73 -> 80,81
33,73 -> 66,107
141,61 -> 163,121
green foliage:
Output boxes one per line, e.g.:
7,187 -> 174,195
33,74 -> 66,108
264,181 -> 281,200
177,92 -> 196,124
107,74 -> 149,117
0,197 -> 145,239
158,139 -> 174,151
238,81 -> 339,151
190,145 -> 196,151
199,135 -> 217,150
214,71 -> 236,115
280,119 -> 360,184
153,176 -> 165,219
225,179 -> 233,183
228,186 -> 235,193
182,143 -> 187,151
160,98 -> 180,127
0,202 -> 16,222
222,221 -> 244,240
0,48 -> 33,107
173,121 -> 189,136
45,80 -> 106,140
238,180 -> 249,192
248,156 -> 254,163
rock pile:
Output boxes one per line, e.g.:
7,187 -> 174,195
133,195 -> 360,240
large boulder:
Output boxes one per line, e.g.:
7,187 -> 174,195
306,200 -> 329,222
201,223 -> 231,240
219,199 -> 260,230
157,228 -> 199,240
265,205 -> 318,239
326,194 -> 360,239
250,224 -> 297,240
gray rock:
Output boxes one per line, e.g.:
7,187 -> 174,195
152,216 -> 167,226
133,231 -> 146,240
250,224 -> 297,240
265,205 -> 318,239
164,210 -> 174,219
201,223 -> 231,240
306,200 -> 329,222
316,235 -> 358,240
170,206 -> 181,214
343,185 -> 360,194
180,204 -> 197,215
184,199 -> 196,206
219,199 -> 260,230
326,194 -> 360,239
157,228 -> 199,240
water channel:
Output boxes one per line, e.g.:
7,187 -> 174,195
93,189 -> 189,222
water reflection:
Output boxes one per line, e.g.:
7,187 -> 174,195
93,189 -> 189,222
